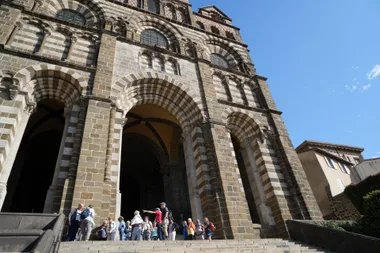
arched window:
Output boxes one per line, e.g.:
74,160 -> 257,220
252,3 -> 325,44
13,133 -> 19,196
211,26 -> 220,35
196,21 -> 205,30
56,9 -> 86,26
226,31 -> 235,40
148,0 -> 160,14
141,29 -> 168,48
211,53 -> 229,69
137,0 -> 144,9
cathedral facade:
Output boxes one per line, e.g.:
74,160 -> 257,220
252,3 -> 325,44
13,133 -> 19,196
0,0 -> 322,239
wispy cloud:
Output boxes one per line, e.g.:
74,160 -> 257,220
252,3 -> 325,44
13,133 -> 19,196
367,65 -> 380,80
352,65 -> 359,70
362,83 -> 372,91
345,84 -> 357,92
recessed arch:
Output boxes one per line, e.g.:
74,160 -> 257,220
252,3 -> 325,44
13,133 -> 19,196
112,73 -> 204,129
42,0 -> 105,28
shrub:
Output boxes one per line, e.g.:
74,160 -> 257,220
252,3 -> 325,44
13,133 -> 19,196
319,221 -> 345,231
363,189 -> 380,217
344,172 -> 380,214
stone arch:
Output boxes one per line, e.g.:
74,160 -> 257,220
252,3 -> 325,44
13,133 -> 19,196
13,64 -> 87,106
130,16 -> 182,51
42,0 -> 105,28
112,72 -> 203,128
204,39 -> 246,72
223,109 -> 264,143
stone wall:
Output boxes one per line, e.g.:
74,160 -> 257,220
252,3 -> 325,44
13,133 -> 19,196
326,186 -> 361,220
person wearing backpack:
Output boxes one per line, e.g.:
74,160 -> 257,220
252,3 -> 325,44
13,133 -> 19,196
131,210 -> 143,240
66,203 -> 84,241
79,204 -> 95,241
195,219 -> 205,240
204,217 -> 215,241
97,220 -> 108,241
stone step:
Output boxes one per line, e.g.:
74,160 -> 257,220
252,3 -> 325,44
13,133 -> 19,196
58,240 -> 334,253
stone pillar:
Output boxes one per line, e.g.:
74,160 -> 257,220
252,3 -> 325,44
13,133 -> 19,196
44,106 -> 72,213
187,5 -> 194,26
182,126 -> 203,221
59,99 -> 88,214
35,28 -> 51,54
240,138 -> 275,228
209,123 -> 257,239
32,0 -> 43,11
65,34 -> 78,61
0,105 -> 31,210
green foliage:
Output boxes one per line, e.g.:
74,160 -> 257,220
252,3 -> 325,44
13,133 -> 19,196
344,173 -> 380,214
363,189 -> 380,217
318,221 -> 345,231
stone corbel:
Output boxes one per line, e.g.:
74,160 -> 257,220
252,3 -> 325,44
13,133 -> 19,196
0,72 -> 19,100
104,18 -> 114,31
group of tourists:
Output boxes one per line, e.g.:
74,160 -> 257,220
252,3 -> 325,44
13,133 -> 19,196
66,202 -> 216,242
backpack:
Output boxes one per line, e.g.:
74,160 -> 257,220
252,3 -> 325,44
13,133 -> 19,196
80,208 -> 90,220
70,209 -> 80,222
97,227 -> 107,239
209,222 -> 216,231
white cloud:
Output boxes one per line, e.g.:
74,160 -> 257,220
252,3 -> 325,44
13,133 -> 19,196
367,65 -> 380,80
362,83 -> 372,91
345,85 -> 357,92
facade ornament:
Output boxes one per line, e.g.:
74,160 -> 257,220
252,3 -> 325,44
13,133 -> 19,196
24,103 -> 36,115
0,72 -> 19,100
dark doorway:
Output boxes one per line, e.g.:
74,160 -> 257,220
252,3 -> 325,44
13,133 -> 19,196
120,134 -> 165,220
231,136 -> 261,224
2,99 -> 65,213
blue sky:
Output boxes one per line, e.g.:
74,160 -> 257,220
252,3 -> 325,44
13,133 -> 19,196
191,0 -> 380,158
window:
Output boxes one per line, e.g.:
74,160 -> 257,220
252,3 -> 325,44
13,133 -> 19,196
337,179 -> 345,191
56,9 -> 86,26
210,53 -> 229,69
211,26 -> 220,35
342,164 -> 350,174
324,156 -> 335,169
137,0 -> 144,9
196,21 -> 205,30
148,0 -> 160,14
141,29 -> 168,48
226,31 -> 235,40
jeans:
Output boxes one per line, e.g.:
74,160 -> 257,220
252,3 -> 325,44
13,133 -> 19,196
143,231 -> 151,241
80,219 -> 93,241
119,231 -> 125,241
125,232 -> 131,240
66,220 -> 80,241
132,227 -> 142,240
157,222 -> 163,241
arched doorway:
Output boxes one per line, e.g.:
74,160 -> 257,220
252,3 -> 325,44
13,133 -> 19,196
120,104 -> 191,221
2,99 -> 65,213
231,135 -> 260,224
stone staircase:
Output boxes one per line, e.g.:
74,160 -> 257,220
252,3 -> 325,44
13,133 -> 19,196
59,239 -> 335,253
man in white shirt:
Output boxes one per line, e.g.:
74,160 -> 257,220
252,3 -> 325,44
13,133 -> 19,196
67,203 -> 84,241
80,204 -> 95,241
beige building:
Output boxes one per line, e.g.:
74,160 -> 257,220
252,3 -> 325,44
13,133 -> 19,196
354,158 -> 380,181
296,141 -> 364,218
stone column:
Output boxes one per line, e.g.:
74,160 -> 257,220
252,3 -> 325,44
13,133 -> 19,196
32,0 -> 43,11
240,138 -> 275,227
182,126 -> 203,220
0,106 -> 31,210
59,98 -> 88,215
64,34 -> 78,61
34,28 -> 51,54
43,105 -> 73,213
186,5 -> 194,26
6,22 -> 23,46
